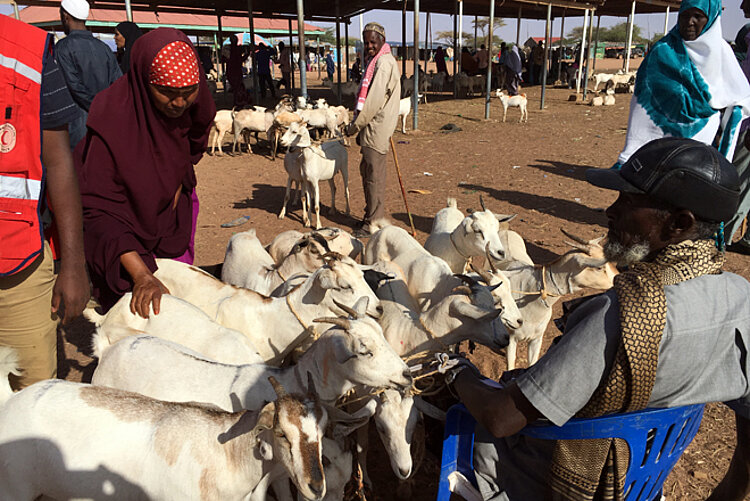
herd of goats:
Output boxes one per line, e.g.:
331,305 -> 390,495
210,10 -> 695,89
0,187 -> 617,499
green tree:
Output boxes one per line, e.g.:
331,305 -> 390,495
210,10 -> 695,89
436,30 -> 472,46
472,17 -> 506,48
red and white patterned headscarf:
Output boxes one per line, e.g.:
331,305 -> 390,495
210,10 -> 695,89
148,40 -> 200,87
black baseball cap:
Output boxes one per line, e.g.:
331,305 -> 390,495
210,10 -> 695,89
586,137 -> 741,222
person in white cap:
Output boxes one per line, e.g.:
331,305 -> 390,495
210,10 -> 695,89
56,0 -> 121,150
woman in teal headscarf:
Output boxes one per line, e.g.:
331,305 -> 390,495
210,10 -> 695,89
616,0 -> 750,166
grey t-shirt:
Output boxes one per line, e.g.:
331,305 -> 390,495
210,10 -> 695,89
474,271 -> 750,501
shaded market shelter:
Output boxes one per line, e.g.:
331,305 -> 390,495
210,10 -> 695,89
10,0 -> 680,128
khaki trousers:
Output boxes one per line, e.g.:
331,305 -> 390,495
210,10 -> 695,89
359,145 -> 388,227
0,242 -> 57,390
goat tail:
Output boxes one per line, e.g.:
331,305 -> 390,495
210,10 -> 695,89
447,197 -> 458,209
90,329 -> 111,360
82,306 -> 105,327
0,347 -> 20,405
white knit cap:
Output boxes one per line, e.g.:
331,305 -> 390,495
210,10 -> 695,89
61,0 -> 90,20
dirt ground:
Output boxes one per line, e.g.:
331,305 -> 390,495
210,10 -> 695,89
59,76 -> 745,500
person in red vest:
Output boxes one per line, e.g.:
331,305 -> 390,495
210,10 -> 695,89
0,14 -> 90,389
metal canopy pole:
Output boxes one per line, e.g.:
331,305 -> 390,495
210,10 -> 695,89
664,6 -> 670,34
345,20 -> 350,82
289,19 -> 295,91
125,0 -> 133,22
557,9 -> 565,83
296,0 -> 308,98
335,1 -> 342,104
452,4 -> 458,77
413,0 -> 420,130
516,6 -> 522,45
247,0 -> 259,104
402,1 -> 407,77
217,11 -> 224,86
317,36 -> 321,79
540,3 -> 551,110
458,0 -> 463,76
592,14 -> 601,72
583,9 -> 594,100
484,0 -> 495,119
474,15 -> 478,50
624,0 -> 636,73
575,9 -> 588,94
425,12 -> 430,73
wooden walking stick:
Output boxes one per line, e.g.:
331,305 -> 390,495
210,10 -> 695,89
390,136 -> 417,237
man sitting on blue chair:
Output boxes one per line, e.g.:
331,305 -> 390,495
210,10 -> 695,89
451,137 -> 750,501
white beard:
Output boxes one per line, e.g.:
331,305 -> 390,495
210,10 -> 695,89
604,238 -> 650,267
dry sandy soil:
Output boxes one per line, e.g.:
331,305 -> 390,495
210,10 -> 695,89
60,73 -> 745,500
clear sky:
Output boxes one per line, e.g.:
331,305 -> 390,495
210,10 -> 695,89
310,0 -> 748,44
1,0 -> 747,43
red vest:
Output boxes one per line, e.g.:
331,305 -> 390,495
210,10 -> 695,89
0,15 -> 50,276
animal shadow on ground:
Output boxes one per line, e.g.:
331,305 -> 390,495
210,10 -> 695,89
525,241 -> 562,264
57,316 -> 98,383
527,160 -> 596,182
392,212 -> 433,234
457,183 -> 607,227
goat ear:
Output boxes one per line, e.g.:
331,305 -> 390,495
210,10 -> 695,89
324,400 -> 376,439
256,433 -> 274,461
256,401 -> 276,431
449,299 -> 488,320
316,268 -> 338,290
332,336 -> 357,364
352,296 -> 369,317
497,214 -> 517,224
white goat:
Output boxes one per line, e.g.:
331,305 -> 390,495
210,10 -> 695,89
364,224 -> 428,265
151,255 -> 381,365
91,298 -> 411,413
423,203 -> 509,274
86,295 -> 263,365
397,96 -> 417,134
297,107 -> 340,139
232,108 -> 275,154
280,121 -> 350,230
501,230 -> 618,369
210,109 -> 234,155
0,359 -> 327,501
221,228 -> 329,296
267,228 -> 363,264
375,270 -> 510,355
494,90 -> 528,123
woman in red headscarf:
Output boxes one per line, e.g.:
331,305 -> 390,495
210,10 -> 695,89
75,28 -> 215,317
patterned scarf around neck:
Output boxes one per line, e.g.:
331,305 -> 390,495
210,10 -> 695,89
354,42 -> 391,117
548,239 -> 724,501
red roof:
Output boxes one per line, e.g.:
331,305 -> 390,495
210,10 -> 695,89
18,5 -> 325,34
529,36 -> 562,43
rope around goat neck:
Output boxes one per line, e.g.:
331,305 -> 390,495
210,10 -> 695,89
285,294 -> 318,340
511,265 -> 563,303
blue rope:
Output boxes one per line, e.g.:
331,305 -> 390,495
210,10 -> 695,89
715,221 -> 726,251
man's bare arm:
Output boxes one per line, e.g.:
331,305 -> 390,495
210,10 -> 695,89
708,413 -> 750,500
42,127 -> 90,323
453,369 -> 541,438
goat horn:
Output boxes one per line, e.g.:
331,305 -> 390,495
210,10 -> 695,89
455,274 -> 479,287
479,194 -> 487,211
313,317 -> 352,330
451,285 -> 473,296
564,240 -> 590,253
470,262 -> 495,285
332,298 -> 360,319
560,228 -> 590,246
485,242 -> 498,273
268,376 -> 287,399
591,235 -> 606,245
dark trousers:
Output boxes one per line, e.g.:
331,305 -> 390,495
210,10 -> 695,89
359,145 -> 388,227
278,71 -> 291,91
258,73 -> 276,98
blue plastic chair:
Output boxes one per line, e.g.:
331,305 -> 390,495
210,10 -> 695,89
438,403 -> 704,501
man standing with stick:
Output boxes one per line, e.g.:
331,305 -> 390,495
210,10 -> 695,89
346,22 -> 401,238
